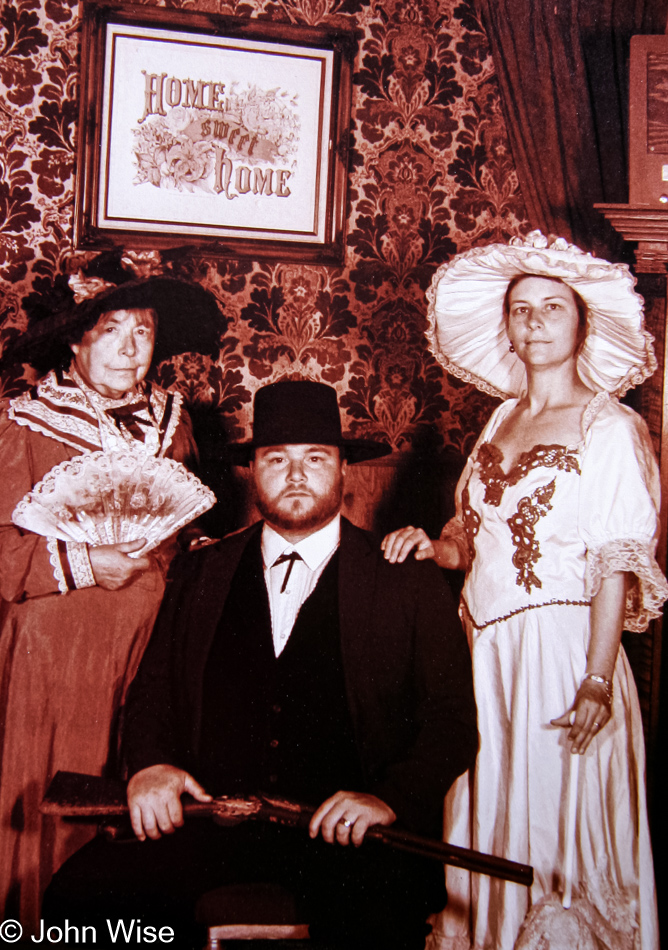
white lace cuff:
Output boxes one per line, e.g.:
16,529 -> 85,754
585,539 -> 668,632
66,541 -> 96,589
46,537 -> 68,594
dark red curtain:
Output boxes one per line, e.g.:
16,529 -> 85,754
475,0 -> 668,259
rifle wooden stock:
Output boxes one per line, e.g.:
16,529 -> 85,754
41,771 -> 533,888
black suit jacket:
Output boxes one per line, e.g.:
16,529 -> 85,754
123,518 -> 477,836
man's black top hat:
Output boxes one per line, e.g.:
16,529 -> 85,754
227,380 -> 391,466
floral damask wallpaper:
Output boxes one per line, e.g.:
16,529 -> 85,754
0,0 -> 527,510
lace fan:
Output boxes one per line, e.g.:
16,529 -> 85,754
12,450 -> 216,552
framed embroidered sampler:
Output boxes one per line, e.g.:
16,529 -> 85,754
74,1 -> 355,264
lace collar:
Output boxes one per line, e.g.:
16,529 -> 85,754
8,367 -> 182,456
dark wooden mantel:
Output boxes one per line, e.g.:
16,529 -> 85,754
595,204 -> 668,273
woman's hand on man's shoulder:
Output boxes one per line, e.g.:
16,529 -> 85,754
381,527 -> 436,564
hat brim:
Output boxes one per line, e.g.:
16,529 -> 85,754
85,277 -> 225,364
426,231 -> 657,399
6,277 -> 225,375
226,438 -> 392,467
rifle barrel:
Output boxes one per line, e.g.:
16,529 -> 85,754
41,772 -> 533,888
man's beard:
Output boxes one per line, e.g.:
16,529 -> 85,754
255,481 -> 343,534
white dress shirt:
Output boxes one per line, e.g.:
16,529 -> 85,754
262,515 -> 341,657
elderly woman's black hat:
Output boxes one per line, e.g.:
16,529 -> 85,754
4,250 -> 226,376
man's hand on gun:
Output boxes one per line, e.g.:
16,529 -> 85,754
309,790 -> 397,847
127,764 -> 212,841
127,768 -> 395,849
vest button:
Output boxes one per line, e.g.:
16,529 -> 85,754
272,704 -> 281,714
270,739 -> 279,748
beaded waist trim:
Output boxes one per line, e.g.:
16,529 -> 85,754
460,596 -> 591,631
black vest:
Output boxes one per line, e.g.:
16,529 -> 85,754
198,533 -> 363,804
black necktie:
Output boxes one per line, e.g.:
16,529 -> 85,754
273,551 -> 303,593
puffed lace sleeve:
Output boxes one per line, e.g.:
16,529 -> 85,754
579,397 -> 668,632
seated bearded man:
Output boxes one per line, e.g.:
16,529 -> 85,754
44,380 -> 478,950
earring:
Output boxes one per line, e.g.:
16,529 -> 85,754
509,343 -> 515,353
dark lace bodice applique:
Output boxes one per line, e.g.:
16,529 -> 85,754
461,485 -> 481,565
477,442 -> 580,506
507,478 -> 557,593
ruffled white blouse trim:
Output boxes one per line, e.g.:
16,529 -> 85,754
586,539 -> 668,633
8,369 -> 182,458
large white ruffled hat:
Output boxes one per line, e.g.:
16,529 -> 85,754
425,230 -> 657,399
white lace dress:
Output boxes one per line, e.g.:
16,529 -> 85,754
427,392 -> 665,950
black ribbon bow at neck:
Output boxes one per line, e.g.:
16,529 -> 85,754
105,401 -> 152,442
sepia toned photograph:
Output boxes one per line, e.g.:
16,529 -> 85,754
0,0 -> 666,949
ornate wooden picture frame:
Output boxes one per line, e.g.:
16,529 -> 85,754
74,2 -> 355,263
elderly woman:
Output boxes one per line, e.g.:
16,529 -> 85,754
382,233 -> 666,950
0,257 -> 222,931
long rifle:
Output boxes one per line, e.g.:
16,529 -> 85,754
41,771 -> 533,887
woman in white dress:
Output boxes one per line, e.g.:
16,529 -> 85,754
382,232 -> 666,950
